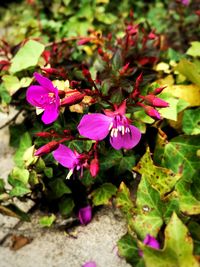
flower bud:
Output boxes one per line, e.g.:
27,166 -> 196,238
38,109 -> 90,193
78,205 -> 92,225
143,95 -> 169,107
60,92 -> 85,106
34,141 -> 59,156
152,86 -> 166,95
144,105 -> 161,120
90,158 -> 99,177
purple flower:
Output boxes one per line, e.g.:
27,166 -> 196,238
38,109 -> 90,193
181,0 -> 190,6
78,101 -> 141,150
26,72 -> 60,124
82,261 -> 96,267
79,205 -> 92,225
52,144 -> 88,178
139,234 -> 160,256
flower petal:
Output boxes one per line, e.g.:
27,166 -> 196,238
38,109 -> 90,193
78,114 -> 112,140
26,85 -> 49,107
82,261 -> 96,267
41,106 -> 59,124
110,125 -> 141,150
34,72 -> 56,92
143,234 -> 160,250
79,205 -> 92,225
52,144 -> 78,169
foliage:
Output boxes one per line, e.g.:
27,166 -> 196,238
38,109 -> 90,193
0,0 -> 200,266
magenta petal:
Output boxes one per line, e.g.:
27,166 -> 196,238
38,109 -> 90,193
26,85 -> 49,107
34,72 -> 56,92
143,234 -> 160,250
78,114 -> 112,140
52,144 -> 78,169
41,106 -> 59,124
82,261 -> 96,267
110,125 -> 141,150
79,205 -> 92,225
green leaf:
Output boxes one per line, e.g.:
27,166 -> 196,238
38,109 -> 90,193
142,213 -> 199,267
115,182 -> 134,213
0,84 -> 11,104
14,132 -> 32,167
91,183 -> 117,206
9,167 -> 29,185
182,108 -> 200,135
44,167 -> 53,178
134,148 -> 181,198
9,186 -> 31,197
58,197 -> 75,217
175,59 -> 200,87
117,233 -> 143,266
157,92 -> 179,121
49,178 -> 71,198
186,41 -> 200,57
115,155 -> 136,174
0,204 -> 30,221
162,135 -> 199,182
96,13 -> 117,24
133,178 -> 163,239
2,75 -> 20,95
10,40 -> 45,73
0,179 -> 5,193
39,214 -> 56,227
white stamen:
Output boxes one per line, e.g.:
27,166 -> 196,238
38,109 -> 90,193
125,127 -> 130,133
121,126 -> 125,135
118,125 -> 122,131
66,169 -> 73,179
111,128 -> 115,137
109,122 -> 114,131
114,128 -> 118,137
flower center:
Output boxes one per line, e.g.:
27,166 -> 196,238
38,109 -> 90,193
40,93 -> 56,107
109,115 -> 130,138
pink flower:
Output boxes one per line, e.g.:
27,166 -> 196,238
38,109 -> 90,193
79,205 -> 92,225
139,234 -> 160,256
82,261 -> 96,267
89,158 -> 99,177
52,144 -> 88,178
78,101 -> 141,150
26,72 -> 60,124
181,0 -> 190,6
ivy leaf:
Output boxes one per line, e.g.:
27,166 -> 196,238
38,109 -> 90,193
39,214 -> 56,227
133,178 -> 163,239
182,108 -> 200,135
162,135 -> 199,182
10,40 -> 45,73
115,182 -> 134,213
117,233 -> 143,267
9,186 -> 31,197
14,132 -> 32,168
8,167 -> 29,186
49,178 -> 71,198
186,41 -> 200,57
91,183 -> 117,206
142,213 -> 199,267
58,197 -> 75,217
134,148 -> 181,198
175,59 -> 200,87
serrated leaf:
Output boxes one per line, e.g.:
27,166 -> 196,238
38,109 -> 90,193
91,183 -> 117,206
10,40 -> 45,73
133,178 -> 163,239
58,197 -> 74,217
39,214 -> 56,227
142,213 -> 199,267
182,108 -> 200,135
134,148 -> 180,198
49,178 -> 71,198
162,135 -> 199,182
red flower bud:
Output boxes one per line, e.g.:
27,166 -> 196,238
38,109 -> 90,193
60,92 -> 85,106
144,106 -> 161,120
89,158 -> 99,177
151,86 -> 166,95
82,67 -> 93,82
142,95 -> 169,108
34,141 -> 59,156
77,38 -> 92,45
